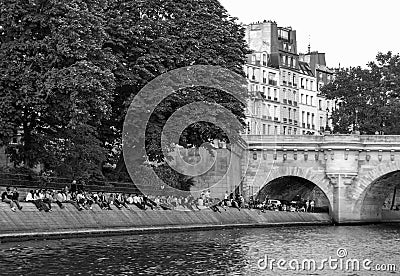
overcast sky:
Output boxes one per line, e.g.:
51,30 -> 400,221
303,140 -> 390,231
219,0 -> 400,68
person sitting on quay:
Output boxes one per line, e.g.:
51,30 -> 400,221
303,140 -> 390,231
76,190 -> 87,210
25,190 -> 50,212
98,192 -> 112,210
1,187 -> 19,211
11,187 -> 23,211
84,191 -> 95,210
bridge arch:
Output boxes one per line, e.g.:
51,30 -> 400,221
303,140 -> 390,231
252,167 -> 334,212
353,161 -> 400,221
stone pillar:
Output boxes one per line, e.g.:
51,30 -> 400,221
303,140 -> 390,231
327,173 -> 357,224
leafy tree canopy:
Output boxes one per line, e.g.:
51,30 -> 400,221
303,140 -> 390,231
0,0 -> 250,187
321,52 -> 400,134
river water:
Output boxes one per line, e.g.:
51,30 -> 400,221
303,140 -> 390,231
0,224 -> 399,275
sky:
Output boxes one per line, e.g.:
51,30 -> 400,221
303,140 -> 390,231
219,0 -> 400,68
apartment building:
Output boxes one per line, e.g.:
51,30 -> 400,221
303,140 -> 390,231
244,20 -> 334,135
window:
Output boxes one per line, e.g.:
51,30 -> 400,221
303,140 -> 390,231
302,111 -> 305,123
288,44 -> 292,51
293,74 -> 296,85
275,126 -> 278,134
263,54 -> 267,66
283,88 -> 286,99
252,55 -> 256,64
319,100 -> 322,110
274,89 -> 277,98
293,59 -> 296,67
300,94 -> 304,104
278,29 -> 289,41
268,125 -> 271,135
274,106 -> 277,117
310,96 -> 313,106
306,79 -> 309,90
306,95 -> 309,105
310,80 -> 314,90
262,124 -> 266,135
268,88 -> 271,97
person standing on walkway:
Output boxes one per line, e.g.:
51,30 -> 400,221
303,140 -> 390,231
305,200 -> 310,212
310,200 -> 315,212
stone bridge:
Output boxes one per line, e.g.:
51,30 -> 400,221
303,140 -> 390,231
239,135 -> 400,224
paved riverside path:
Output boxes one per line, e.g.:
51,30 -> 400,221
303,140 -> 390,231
0,202 -> 332,242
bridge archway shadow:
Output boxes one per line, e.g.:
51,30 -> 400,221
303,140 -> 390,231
255,176 -> 331,213
354,165 -> 400,222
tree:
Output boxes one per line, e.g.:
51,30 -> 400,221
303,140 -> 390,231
0,0 -> 116,178
321,52 -> 400,134
102,0 -> 250,184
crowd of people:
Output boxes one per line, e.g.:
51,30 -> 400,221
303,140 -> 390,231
0,185 -> 205,212
1,184 -> 321,214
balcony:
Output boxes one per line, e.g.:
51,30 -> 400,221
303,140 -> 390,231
294,120 -> 298,126
274,97 -> 278,101
274,117 -> 279,122
288,100 -> 292,105
283,118 -> 288,123
268,80 -> 277,86
293,101 -> 298,106
283,99 -> 287,104
268,116 -> 272,120
267,96 -> 272,100
289,119 -> 293,124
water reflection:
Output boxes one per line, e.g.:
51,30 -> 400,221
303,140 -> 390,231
0,224 -> 399,275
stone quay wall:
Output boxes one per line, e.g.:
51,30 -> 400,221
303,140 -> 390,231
0,202 -> 332,242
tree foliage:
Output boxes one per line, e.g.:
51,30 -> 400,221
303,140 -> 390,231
0,0 -> 116,178
322,52 -> 400,134
0,0 -> 249,186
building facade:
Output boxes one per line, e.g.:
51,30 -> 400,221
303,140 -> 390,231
244,20 -> 334,135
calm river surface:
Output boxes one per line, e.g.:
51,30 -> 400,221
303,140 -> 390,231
0,224 -> 399,275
